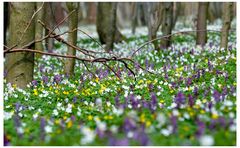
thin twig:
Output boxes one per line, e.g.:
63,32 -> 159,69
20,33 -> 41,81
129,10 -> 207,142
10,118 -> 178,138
19,2 -> 45,43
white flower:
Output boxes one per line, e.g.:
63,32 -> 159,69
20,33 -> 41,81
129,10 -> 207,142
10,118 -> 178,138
44,125 -> 53,133
110,125 -> 118,134
96,98 -> 102,106
80,127 -> 96,145
156,113 -> 166,127
106,101 -> 111,107
199,135 -> 214,146
172,109 -> 179,116
122,85 -> 129,90
57,102 -> 62,108
66,104 -> 72,113
33,113 -> 39,120
53,109 -> 58,116
161,129 -> 170,136
4,111 -> 13,120
17,127 -> 24,134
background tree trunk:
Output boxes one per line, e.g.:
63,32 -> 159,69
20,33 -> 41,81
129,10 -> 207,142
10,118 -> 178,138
4,2 -> 9,45
146,3 -> 163,51
35,2 -> 45,55
220,2 -> 233,49
160,2 -> 173,49
5,2 -> 35,88
64,2 -> 79,76
96,2 -> 124,52
196,2 -> 209,46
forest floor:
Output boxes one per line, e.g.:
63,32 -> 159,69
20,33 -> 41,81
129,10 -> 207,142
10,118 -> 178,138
4,24 -> 236,146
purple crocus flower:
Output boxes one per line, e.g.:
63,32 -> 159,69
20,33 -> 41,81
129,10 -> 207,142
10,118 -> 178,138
114,96 -> 120,107
175,92 -> 185,107
4,134 -> 10,146
39,64 -> 45,73
213,90 -> 221,102
188,95 -> 194,107
133,130 -> 149,146
150,92 -> 157,111
123,118 -> 136,132
53,74 -> 62,84
96,128 -> 105,139
73,96 -> 77,103
208,119 -> 217,130
32,80 -> 38,86
42,75 -> 48,84
148,83 -> 154,91
109,137 -> 129,146
40,117 -> 46,141
170,115 -> 177,134
195,120 -> 205,138
134,62 -> 140,71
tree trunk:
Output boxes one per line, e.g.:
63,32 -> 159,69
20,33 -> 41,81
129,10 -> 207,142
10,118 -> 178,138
4,2 -> 9,45
220,2 -> 233,49
160,2 -> 173,49
196,2 -> 209,46
35,2 -> 45,55
64,2 -> 79,76
44,2 -> 55,51
146,3 -> 163,51
5,2 -> 35,89
96,2 -> 124,52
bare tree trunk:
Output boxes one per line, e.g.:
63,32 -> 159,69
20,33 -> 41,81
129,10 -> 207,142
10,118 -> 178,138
146,3 -> 163,50
5,2 -> 35,89
4,2 -> 9,46
220,2 -> 233,49
96,2 -> 124,52
196,2 -> 209,46
64,2 -> 79,76
35,2 -> 45,55
44,2 -> 55,51
160,2 -> 173,49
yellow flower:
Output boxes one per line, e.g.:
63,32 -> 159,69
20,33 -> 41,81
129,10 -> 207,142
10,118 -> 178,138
140,114 -> 145,123
146,121 -> 151,127
33,89 -> 38,96
55,90 -> 59,94
95,77 -> 99,83
99,85 -> 106,94
63,91 -> 69,95
67,120 -> 73,128
12,84 -> 17,89
200,110 -> 205,114
49,86 -> 52,91
212,113 -> 219,119
160,100 -> 165,103
55,119 -> 60,125
88,115 -> 93,120
202,99 -> 207,103
138,79 -> 144,85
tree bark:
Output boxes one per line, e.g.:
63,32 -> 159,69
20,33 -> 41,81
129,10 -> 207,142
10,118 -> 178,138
220,2 -> 233,49
160,2 -> 174,49
35,2 -> 45,55
146,3 -> 163,51
96,2 -> 124,52
64,2 -> 79,76
5,2 -> 35,89
196,2 -> 209,46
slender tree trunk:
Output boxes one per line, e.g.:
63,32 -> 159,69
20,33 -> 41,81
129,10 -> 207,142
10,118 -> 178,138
196,2 -> 209,46
44,2 -> 55,51
5,2 -> 35,89
146,3 -> 163,51
64,2 -> 79,76
220,2 -> 233,49
96,2 -> 124,52
35,2 -> 45,55
160,2 -> 173,49
4,2 -> 9,45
